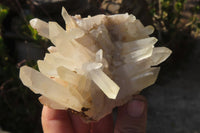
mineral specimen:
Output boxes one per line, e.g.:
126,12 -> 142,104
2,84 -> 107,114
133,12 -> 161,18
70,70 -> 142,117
19,7 -> 172,121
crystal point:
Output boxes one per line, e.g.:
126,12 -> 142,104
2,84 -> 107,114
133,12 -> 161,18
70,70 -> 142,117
30,18 -> 49,38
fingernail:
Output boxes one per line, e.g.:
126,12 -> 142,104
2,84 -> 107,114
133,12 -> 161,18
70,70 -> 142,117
127,100 -> 145,117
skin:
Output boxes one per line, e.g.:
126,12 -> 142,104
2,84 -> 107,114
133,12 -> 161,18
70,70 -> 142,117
42,95 -> 147,133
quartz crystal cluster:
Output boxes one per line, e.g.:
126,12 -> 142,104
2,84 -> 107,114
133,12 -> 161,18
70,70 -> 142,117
19,7 -> 172,121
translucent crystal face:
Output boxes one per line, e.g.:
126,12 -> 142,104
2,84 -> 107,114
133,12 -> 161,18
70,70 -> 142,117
19,7 -> 172,121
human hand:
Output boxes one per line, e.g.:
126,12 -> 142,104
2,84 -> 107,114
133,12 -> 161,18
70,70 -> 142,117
42,95 -> 147,133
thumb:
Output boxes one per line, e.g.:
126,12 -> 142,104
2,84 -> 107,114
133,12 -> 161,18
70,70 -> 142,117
114,95 -> 147,133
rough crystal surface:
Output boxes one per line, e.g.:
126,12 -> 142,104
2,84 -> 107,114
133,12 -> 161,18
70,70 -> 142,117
19,7 -> 172,121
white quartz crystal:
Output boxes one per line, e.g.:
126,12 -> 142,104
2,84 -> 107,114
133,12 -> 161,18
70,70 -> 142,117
19,7 -> 172,121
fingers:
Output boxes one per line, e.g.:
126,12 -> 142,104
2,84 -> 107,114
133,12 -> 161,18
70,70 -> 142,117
42,106 -> 74,133
69,112 -> 90,133
114,95 -> 147,133
91,114 -> 114,133
41,95 -> 147,133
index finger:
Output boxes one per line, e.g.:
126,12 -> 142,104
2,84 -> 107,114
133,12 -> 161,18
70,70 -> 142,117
42,106 -> 74,133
